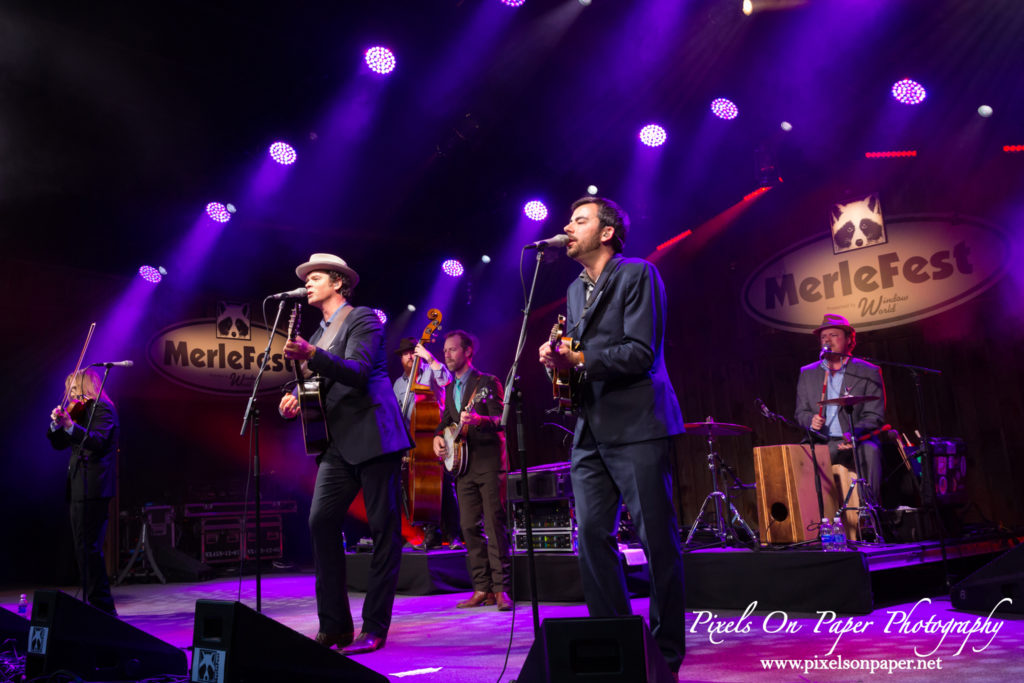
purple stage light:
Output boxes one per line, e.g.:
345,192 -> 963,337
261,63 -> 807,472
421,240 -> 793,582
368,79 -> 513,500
891,78 -> 926,105
372,308 -> 388,325
138,266 -> 162,284
365,46 -> 396,75
442,259 -> 465,278
524,200 -> 548,221
269,142 -> 296,165
638,124 -> 667,147
206,202 -> 231,223
501,0 -> 527,7
710,98 -> 739,120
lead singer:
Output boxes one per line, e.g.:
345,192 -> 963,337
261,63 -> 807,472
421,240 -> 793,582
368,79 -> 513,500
279,253 -> 412,655
539,197 -> 687,676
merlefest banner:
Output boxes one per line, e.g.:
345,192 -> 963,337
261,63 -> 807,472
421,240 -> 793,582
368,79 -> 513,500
743,214 -> 1010,332
147,303 -> 294,395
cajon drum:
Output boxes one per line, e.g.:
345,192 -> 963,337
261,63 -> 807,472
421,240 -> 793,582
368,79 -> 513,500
753,443 -> 840,543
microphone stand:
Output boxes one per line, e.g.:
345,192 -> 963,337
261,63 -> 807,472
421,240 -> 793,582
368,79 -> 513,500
70,365 -> 113,608
500,246 -> 552,639
240,298 -> 288,613
858,354 -> 950,585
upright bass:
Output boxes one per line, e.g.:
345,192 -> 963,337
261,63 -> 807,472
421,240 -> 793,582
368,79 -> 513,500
403,309 -> 445,524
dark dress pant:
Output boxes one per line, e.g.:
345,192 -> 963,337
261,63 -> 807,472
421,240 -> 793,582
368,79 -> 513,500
69,498 -> 116,615
571,426 -> 686,671
457,469 -> 511,592
309,451 -> 403,638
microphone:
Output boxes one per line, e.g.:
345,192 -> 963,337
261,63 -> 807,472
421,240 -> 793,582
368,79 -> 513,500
524,234 -> 571,250
268,287 -> 308,300
755,398 -> 774,420
819,345 -> 831,360
91,361 -> 133,368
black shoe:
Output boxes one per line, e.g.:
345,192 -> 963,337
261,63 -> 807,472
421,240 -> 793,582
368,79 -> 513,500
447,539 -> 465,551
341,631 -> 386,654
314,631 -> 354,649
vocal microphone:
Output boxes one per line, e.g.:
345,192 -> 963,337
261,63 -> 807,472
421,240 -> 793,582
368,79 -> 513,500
268,287 -> 308,300
755,398 -> 775,420
819,345 -> 831,360
91,361 -> 134,368
524,234 -> 571,250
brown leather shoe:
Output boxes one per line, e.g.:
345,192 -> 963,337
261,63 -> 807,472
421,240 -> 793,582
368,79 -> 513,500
341,631 -> 386,655
495,592 -> 514,611
456,590 -> 496,608
314,631 -> 354,649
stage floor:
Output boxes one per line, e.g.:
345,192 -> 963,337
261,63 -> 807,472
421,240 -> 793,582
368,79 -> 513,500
3,552 -> 1023,682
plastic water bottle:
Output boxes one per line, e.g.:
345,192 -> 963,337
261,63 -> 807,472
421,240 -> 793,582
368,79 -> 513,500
832,515 -> 848,551
820,518 -> 833,551
17,594 -> 28,616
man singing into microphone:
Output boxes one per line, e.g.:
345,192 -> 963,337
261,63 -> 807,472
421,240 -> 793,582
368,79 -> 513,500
795,313 -> 886,539
278,253 -> 412,654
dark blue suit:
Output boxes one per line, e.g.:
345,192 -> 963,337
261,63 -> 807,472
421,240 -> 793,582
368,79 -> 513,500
565,256 -> 686,671
305,305 -> 413,638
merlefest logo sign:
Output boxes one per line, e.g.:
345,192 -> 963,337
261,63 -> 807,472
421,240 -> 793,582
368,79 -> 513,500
742,215 -> 1010,332
147,303 -> 296,395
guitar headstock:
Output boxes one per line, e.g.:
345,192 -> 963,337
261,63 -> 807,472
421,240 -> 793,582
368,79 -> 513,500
286,304 -> 301,342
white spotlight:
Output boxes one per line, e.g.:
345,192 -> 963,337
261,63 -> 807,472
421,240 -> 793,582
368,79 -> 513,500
481,255 -> 491,264
587,185 -> 599,195
407,304 -> 416,312
579,0 -> 592,6
742,0 -> 753,15
977,105 -> 993,118
780,121 -> 793,131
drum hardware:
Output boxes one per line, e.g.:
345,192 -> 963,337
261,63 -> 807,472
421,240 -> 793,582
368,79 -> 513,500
683,418 -> 759,549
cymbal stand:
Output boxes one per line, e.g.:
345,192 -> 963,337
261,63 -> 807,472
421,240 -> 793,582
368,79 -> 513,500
837,406 -> 884,542
685,433 -> 757,548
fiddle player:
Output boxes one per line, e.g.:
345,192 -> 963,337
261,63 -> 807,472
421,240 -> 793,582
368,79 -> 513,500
795,313 -> 886,539
47,368 -> 120,616
392,337 -> 462,551
279,253 -> 412,654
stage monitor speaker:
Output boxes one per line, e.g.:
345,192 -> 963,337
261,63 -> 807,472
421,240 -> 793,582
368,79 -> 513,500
951,543 -> 1024,614
514,616 -> 675,683
0,605 -> 29,653
191,599 -> 387,683
25,589 -> 187,680
753,443 -> 840,543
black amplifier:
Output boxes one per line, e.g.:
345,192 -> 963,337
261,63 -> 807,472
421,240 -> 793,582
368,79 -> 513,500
200,516 -> 283,564
512,499 -> 574,531
907,438 -> 967,504
514,530 -> 578,553
508,462 -> 573,501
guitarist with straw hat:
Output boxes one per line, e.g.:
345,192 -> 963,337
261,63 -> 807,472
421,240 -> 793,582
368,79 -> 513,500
279,252 -> 411,655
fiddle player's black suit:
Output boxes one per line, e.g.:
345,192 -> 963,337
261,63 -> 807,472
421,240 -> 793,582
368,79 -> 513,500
305,304 -> 413,641
47,397 -> 119,615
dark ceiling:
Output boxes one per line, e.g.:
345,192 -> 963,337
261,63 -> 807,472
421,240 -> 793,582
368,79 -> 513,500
3,0 -> 1022,311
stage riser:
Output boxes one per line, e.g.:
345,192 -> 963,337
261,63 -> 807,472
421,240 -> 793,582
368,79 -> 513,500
346,550 -> 472,595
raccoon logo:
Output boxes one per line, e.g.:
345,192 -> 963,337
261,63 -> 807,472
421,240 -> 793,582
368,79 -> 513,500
829,193 -> 887,255
193,648 -> 223,683
216,302 -> 251,340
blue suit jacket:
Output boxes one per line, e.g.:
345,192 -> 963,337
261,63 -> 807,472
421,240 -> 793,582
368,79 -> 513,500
566,256 -> 685,446
307,305 -> 413,464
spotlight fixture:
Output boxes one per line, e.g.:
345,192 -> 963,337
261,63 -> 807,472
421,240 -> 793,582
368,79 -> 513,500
407,304 -> 417,312
269,141 -> 297,165
138,265 -> 163,283
780,121 -> 793,131
587,185 -> 599,195
978,105 -> 993,118
742,0 -> 753,15
710,98 -> 739,120
524,200 -> 548,221
372,309 -> 388,325
442,259 -> 465,278
501,0 -> 526,6
481,255 -> 491,264
891,78 -> 926,105
206,202 -> 231,223
365,46 -> 396,75
638,124 -> 667,147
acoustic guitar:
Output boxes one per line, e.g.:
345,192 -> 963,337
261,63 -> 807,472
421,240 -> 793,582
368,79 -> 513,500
286,304 -> 329,455
442,386 -> 491,476
549,314 -> 576,413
